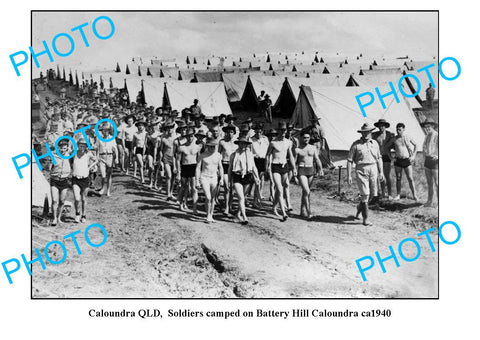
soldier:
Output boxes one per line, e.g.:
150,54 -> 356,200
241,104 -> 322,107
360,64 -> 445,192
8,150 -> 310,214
97,123 -> 119,196
132,120 -> 147,183
158,120 -> 177,200
347,123 -> 384,226
296,131 -> 323,220
372,119 -> 395,199
218,124 -> 238,215
266,122 -> 297,221
49,139 -> 72,226
196,139 -> 224,223
425,83 -> 435,109
189,99 -> 202,115
421,118 -> 438,207
176,128 -> 202,213
391,123 -> 419,201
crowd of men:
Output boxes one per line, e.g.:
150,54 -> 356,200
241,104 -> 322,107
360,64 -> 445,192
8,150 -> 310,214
34,82 -> 438,227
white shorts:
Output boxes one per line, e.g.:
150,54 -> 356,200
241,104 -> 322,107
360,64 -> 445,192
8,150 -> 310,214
355,164 -> 378,200
200,175 -> 217,188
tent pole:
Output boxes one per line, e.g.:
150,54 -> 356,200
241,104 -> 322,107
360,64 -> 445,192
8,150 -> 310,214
338,166 -> 342,195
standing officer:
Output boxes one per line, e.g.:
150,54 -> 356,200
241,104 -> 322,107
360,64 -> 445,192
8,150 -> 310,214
347,123 -> 384,226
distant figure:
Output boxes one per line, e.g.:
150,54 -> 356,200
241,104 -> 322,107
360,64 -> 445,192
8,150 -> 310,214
190,99 -> 202,115
425,83 -> 435,109
136,90 -> 145,106
257,90 -> 266,102
262,94 -> 273,123
60,87 -> 66,99
421,118 -> 438,207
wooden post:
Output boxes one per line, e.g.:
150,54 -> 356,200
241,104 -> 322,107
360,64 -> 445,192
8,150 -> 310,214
338,166 -> 342,195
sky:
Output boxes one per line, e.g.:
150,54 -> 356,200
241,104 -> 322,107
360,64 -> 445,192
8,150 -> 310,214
31,11 -> 438,77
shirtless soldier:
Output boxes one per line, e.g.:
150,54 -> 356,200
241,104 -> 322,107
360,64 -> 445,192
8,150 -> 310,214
296,131 -> 323,219
195,139 -> 224,223
158,120 -> 176,200
266,122 -> 297,221
390,123 -> 419,201
176,128 -> 202,213
218,124 -> 238,215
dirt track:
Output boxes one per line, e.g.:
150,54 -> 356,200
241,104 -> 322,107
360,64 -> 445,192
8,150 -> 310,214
32,169 -> 438,298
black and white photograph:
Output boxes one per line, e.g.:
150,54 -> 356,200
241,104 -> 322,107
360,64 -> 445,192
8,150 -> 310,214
31,11 -> 439,298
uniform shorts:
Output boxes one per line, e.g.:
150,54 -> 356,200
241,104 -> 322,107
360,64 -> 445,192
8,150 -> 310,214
50,177 -> 70,191
222,163 -> 230,175
254,158 -> 266,173
271,163 -> 289,175
200,175 -> 217,188
72,176 -> 90,191
298,166 -> 315,177
394,158 -> 411,168
162,154 -> 174,167
382,154 -> 392,163
424,156 -> 438,170
355,164 -> 378,201
181,164 -> 197,178
232,173 -> 253,186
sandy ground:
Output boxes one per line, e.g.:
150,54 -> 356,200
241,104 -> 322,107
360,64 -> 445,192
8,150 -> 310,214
32,167 -> 438,298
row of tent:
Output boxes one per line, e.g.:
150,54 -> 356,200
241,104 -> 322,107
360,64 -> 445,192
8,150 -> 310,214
129,51 -> 435,71
100,63 -> 438,108
87,70 -> 426,151
117,60 -> 430,80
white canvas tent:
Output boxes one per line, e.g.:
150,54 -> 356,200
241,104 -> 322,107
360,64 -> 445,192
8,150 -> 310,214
222,73 -> 250,103
349,74 -> 423,109
32,164 -> 51,209
290,85 -> 425,151
274,75 -> 351,118
240,75 -> 285,110
162,82 -> 232,118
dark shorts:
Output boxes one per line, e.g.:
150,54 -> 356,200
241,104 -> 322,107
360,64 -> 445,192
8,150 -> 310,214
50,177 -> 70,191
146,147 -> 155,157
254,158 -> 266,173
181,164 -> 197,178
125,141 -> 133,151
394,158 -> 411,168
222,163 -> 230,175
382,154 -> 392,163
272,163 -> 289,175
424,156 -> 438,170
298,166 -> 315,177
232,173 -> 253,186
135,147 -> 144,156
72,176 -> 90,191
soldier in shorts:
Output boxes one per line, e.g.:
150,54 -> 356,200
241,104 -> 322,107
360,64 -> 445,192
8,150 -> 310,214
158,120 -> 177,199
218,124 -> 238,215
97,123 -> 119,196
176,128 -> 202,213
347,123 -> 384,226
266,122 -> 297,221
72,139 -> 97,222
49,139 -> 72,226
296,131 -> 323,220
195,139 -> 224,223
